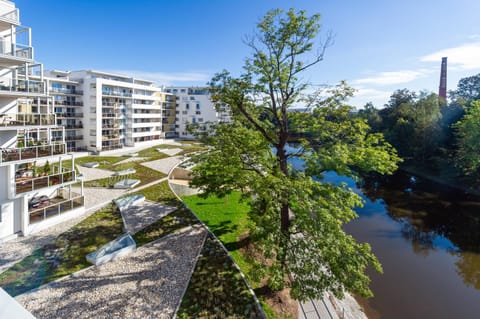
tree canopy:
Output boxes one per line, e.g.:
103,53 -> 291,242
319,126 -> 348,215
189,8 -> 400,301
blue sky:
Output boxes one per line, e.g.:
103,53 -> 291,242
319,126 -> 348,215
14,0 -> 480,108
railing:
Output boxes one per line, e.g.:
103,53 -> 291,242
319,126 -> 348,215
51,101 -> 83,106
0,143 -> 66,164
65,135 -> 83,141
58,113 -> 83,118
101,144 -> 123,151
0,38 -> 32,60
29,193 -> 84,225
0,78 -> 45,94
0,113 -> 56,126
16,170 -> 75,195
65,124 -> 83,129
0,8 -> 19,23
102,90 -> 132,97
50,87 -> 83,95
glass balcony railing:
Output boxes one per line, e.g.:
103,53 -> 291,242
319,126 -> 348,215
0,113 -> 56,127
0,38 -> 32,60
15,170 -> 75,195
0,78 -> 45,94
0,143 -> 66,164
29,191 -> 84,225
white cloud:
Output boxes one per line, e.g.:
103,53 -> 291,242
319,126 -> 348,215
105,69 -> 212,85
420,42 -> 480,70
468,34 -> 480,40
353,70 -> 425,86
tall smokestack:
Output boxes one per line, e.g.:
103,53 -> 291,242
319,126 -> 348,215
439,57 -> 447,101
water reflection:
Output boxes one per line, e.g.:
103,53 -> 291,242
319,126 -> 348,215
358,172 -> 480,254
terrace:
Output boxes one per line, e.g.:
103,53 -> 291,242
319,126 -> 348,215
0,113 -> 56,127
15,168 -> 75,195
0,78 -> 44,94
0,143 -> 66,165
28,189 -> 84,225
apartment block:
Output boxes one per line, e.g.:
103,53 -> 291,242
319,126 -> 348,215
166,87 -> 219,139
0,0 -> 84,241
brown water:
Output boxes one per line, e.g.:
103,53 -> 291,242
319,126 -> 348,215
336,172 -> 480,319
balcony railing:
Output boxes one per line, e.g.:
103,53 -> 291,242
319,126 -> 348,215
0,38 -> 32,60
50,87 -> 83,95
29,191 -> 84,225
0,113 -> 56,127
51,101 -> 83,106
65,124 -> 83,129
0,143 -> 66,164
16,170 -> 75,195
0,8 -> 19,23
58,113 -> 83,118
65,135 -> 83,141
0,78 -> 45,94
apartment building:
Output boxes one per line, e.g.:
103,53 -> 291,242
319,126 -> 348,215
166,87 -> 219,139
0,0 -> 84,241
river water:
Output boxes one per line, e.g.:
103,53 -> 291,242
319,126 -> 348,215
321,171 -> 480,319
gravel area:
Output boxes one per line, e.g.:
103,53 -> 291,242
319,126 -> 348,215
157,148 -> 183,156
141,156 -> 183,175
121,200 -> 177,234
17,226 -> 207,319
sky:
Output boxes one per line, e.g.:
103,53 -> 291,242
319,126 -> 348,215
13,0 -> 480,108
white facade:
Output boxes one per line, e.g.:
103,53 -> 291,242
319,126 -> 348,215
166,87 -> 218,139
0,1 -> 84,242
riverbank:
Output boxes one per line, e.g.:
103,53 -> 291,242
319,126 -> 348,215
400,164 -> 480,197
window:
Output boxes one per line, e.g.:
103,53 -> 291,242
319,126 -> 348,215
181,89 -> 186,93
182,111 -> 188,115
195,111 -> 201,115
190,96 -> 195,100
196,104 -> 200,109
185,104 -> 189,109
198,118 -> 203,122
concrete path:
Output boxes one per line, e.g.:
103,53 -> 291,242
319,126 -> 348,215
157,148 -> 183,156
141,156 -> 183,175
120,200 -> 177,234
299,294 -> 339,319
76,165 -> 114,181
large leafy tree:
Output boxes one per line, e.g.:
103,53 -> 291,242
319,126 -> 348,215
189,9 -> 400,300
453,100 -> 480,184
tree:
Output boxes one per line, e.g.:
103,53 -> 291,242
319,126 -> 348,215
190,9 -> 400,301
449,73 -> 480,103
453,100 -> 480,184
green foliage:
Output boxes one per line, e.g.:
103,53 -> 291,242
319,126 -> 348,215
131,180 -> 181,207
189,8 -> 400,301
178,234 -> 263,318
450,73 -> 480,103
453,100 -> 480,183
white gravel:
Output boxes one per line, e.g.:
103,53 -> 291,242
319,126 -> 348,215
141,156 -> 183,175
76,165 -> 114,181
16,226 -> 207,319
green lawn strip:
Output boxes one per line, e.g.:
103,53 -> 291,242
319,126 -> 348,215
83,162 -> 166,188
137,146 -> 174,161
0,204 -> 124,296
177,234 -> 263,318
74,156 -> 128,169
133,207 -> 199,246
182,192 -> 255,280
130,180 -> 182,207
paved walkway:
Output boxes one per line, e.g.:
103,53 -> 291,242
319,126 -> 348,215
299,294 -> 339,319
141,156 -> 184,175
120,200 -> 177,234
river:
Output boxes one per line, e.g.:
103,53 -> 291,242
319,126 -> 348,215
320,171 -> 480,318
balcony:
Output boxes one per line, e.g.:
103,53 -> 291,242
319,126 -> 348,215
15,169 -> 75,195
0,7 -> 19,27
51,101 -> 83,107
0,113 -> 56,127
50,87 -> 83,95
29,189 -> 84,225
0,38 -> 33,62
0,143 -> 66,165
0,78 -> 45,95
57,113 -> 83,118
65,135 -> 83,141
65,124 -> 83,129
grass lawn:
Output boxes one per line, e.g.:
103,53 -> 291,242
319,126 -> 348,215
0,204 -> 124,296
131,180 -> 182,207
83,162 -> 166,188
182,192 -> 255,278
74,156 -> 128,169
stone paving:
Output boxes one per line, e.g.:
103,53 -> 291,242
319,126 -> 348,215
141,156 -> 183,175
16,226 -> 208,319
120,200 -> 177,234
156,148 -> 183,156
